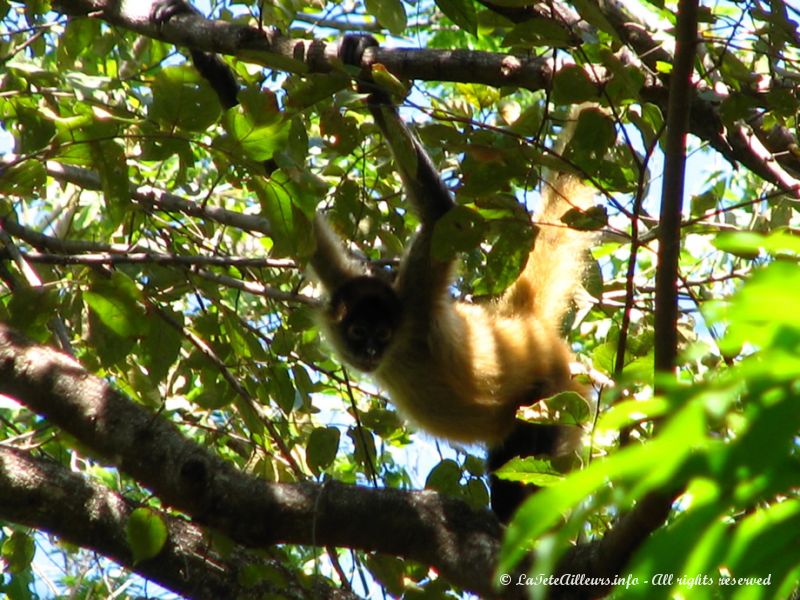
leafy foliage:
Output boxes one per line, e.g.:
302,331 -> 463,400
1,0 -> 799,598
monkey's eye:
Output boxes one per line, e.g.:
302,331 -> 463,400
347,323 -> 368,340
375,326 -> 392,342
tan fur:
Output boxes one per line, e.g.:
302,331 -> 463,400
371,174 -> 595,445
313,94 -> 598,446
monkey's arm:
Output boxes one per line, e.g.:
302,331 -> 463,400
366,101 -> 454,224
309,216 -> 364,290
369,99 -> 457,306
339,35 -> 456,306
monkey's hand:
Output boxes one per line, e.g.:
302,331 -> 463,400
150,0 -> 200,23
339,33 -> 395,104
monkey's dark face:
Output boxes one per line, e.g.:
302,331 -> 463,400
328,276 -> 401,372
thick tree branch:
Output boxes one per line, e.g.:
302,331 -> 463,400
654,0 -> 698,374
0,323 -> 683,598
0,323 -> 506,598
480,0 -> 800,190
556,491 -> 676,597
49,0 -> 800,194
51,0 -> 560,88
0,446 -> 354,600
585,0 -> 800,188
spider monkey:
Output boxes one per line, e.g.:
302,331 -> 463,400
314,35 -> 598,522
151,9 -> 597,518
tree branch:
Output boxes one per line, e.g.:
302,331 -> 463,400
50,0 -> 800,193
0,446 -> 355,600
45,162 -> 272,237
556,491 -> 676,597
0,249 -> 297,269
482,0 -> 800,191
0,323 -> 506,598
654,0 -> 698,374
0,322 -> 687,598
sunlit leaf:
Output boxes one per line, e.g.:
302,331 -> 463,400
126,508 -> 168,565
1,532 -> 35,574
431,205 -> 486,261
85,272 -> 147,339
435,0 -> 478,35
365,0 -> 407,34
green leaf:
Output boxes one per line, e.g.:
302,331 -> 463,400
1,532 -> 36,573
552,65 -> 597,105
629,102 -> 664,148
253,174 -> 315,258
546,391 -> 591,425
365,0 -> 407,34
150,65 -> 221,131
591,341 -> 617,375
597,397 -> 671,432
348,426 -> 377,468
476,230 -> 529,295
126,508 -> 168,564
269,364 -> 298,413
6,101 -> 56,154
561,205 -> 608,231
435,0 -> 478,35
231,112 -> 290,162
7,286 -> 57,336
90,140 -> 130,228
570,0 -> 620,38
319,108 -> 360,155
291,365 -> 314,407
366,554 -> 406,596
140,311 -> 183,383
472,195 -> 535,295
425,459 -> 462,495
306,426 -> 341,474
566,107 -> 617,165
710,262 -> 800,354
0,159 -> 47,196
690,189 -> 719,218
431,205 -> 486,261
601,52 -> 646,105
360,408 -> 404,437
714,230 -> 800,258
503,19 -> 572,47
285,73 -> 349,110
501,401 -> 708,572
623,350 -> 655,383
494,456 -> 564,486
190,372 -> 236,410
85,272 -> 147,338
87,309 -> 137,368
726,500 -> 800,578
625,495 -> 724,597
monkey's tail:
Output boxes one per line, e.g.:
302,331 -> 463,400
500,104 -> 599,325
487,420 -> 582,523
500,172 -> 596,326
